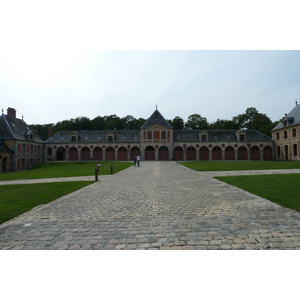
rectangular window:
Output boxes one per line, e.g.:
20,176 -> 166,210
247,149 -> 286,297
30,145 -> 33,153
292,128 -> 297,137
107,136 -> 113,142
277,146 -> 280,158
71,136 -> 77,142
21,159 -> 25,169
284,131 -> 288,139
276,132 -> 280,140
293,144 -> 298,156
240,134 -> 245,141
201,135 -> 207,141
22,144 -> 25,153
147,131 -> 152,139
154,131 -> 160,139
161,131 -> 166,139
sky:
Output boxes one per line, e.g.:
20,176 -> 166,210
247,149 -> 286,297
2,50 -> 300,125
1,1 -> 300,126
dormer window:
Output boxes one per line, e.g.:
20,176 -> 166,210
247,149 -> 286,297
237,130 -> 247,142
71,136 -> 77,142
107,135 -> 113,142
199,131 -> 208,142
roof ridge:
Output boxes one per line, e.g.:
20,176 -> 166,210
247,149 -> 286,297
1,114 -> 16,139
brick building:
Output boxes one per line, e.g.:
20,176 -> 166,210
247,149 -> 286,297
0,108 -> 45,172
45,108 -> 274,162
272,103 -> 300,161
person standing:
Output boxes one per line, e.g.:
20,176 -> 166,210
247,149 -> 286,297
133,156 -> 137,166
137,155 -> 140,167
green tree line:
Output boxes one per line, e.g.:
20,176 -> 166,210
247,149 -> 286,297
30,107 -> 280,140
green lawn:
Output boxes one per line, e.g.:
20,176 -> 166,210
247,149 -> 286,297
215,174 -> 300,212
179,161 -> 300,172
0,181 -> 94,224
0,161 -> 132,181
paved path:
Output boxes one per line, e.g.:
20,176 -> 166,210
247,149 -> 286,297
1,161 -> 300,250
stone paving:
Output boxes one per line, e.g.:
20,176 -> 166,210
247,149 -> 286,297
1,161 -> 300,250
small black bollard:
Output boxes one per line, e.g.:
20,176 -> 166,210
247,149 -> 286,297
95,164 -> 101,181
110,165 -> 114,174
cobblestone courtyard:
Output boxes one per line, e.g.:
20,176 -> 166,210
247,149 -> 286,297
1,161 -> 300,250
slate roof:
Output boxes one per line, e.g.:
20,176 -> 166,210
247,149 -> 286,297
0,113 -> 44,143
272,104 -> 300,131
173,130 -> 273,142
140,109 -> 173,129
0,139 -> 13,153
45,130 -> 140,143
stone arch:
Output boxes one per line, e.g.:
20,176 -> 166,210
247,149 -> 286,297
250,146 -> 260,161
199,146 -> 209,160
159,146 -> 169,160
212,146 -> 222,160
69,147 -> 78,161
56,147 -> 67,161
130,147 -> 140,160
225,146 -> 235,160
173,146 -> 183,161
105,146 -> 115,161
2,157 -> 9,172
263,146 -> 273,161
145,146 -> 155,161
238,146 -> 248,160
186,146 -> 196,160
93,147 -> 102,160
118,147 -> 128,161
81,146 -> 90,161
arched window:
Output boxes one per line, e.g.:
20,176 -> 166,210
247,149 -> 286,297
105,147 -> 115,161
81,147 -> 90,161
159,146 -> 169,160
145,146 -> 155,160
225,146 -> 235,160
69,147 -> 78,161
238,146 -> 248,160
173,146 -> 183,161
199,146 -> 209,160
118,147 -> 128,161
186,146 -> 196,160
212,146 -> 222,160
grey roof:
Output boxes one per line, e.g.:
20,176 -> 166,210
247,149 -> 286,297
46,130 -> 140,143
0,114 -> 44,143
272,104 -> 300,131
0,139 -> 13,153
174,130 -> 273,142
140,109 -> 173,129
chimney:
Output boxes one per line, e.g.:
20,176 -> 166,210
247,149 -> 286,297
7,107 -> 16,118
48,126 -> 53,138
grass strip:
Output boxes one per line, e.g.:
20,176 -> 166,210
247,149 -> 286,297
215,173 -> 300,212
0,161 -> 132,181
0,181 -> 94,224
179,161 -> 300,172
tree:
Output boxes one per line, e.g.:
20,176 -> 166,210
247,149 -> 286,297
209,119 -> 238,130
249,113 -> 273,137
169,116 -> 185,129
185,114 -> 209,130
232,107 -> 259,129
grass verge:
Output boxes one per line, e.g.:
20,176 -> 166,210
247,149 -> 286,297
0,181 -> 94,224
215,174 -> 300,212
179,161 -> 300,172
0,161 -> 132,181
